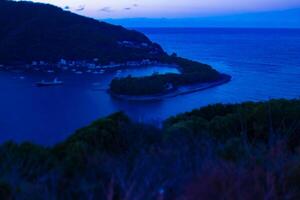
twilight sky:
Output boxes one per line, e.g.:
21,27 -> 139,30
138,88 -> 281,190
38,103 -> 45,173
28,0 -> 300,18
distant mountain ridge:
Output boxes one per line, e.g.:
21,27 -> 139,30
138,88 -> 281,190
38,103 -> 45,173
104,8 -> 300,28
0,0 -> 165,64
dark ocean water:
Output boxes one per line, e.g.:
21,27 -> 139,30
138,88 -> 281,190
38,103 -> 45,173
0,28 -> 299,145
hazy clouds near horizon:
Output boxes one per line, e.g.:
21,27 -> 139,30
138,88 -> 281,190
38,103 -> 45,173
28,0 -> 300,18
104,8 -> 300,28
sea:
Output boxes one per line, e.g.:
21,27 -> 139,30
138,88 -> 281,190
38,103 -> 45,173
0,28 -> 299,145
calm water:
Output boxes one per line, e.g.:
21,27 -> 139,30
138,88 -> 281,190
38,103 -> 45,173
0,28 -> 300,145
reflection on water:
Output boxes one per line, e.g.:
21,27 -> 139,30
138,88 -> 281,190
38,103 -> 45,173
116,65 -> 180,78
0,28 -> 300,145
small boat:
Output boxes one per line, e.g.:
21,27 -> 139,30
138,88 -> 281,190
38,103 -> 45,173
36,78 -> 63,87
75,71 -> 83,74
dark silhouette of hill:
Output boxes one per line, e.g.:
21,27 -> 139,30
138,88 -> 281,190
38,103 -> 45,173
0,0 -> 164,63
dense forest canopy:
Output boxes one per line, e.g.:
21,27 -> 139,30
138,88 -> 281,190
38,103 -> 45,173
110,56 -> 224,96
0,0 -> 165,63
0,99 -> 299,199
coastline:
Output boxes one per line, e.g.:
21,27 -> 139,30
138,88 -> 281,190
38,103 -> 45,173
110,74 -> 231,101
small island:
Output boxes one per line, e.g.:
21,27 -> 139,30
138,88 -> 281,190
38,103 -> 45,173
109,55 -> 231,100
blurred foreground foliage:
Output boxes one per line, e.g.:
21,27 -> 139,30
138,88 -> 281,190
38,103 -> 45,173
0,99 -> 299,199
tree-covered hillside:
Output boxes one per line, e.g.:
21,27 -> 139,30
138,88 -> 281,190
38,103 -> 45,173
0,99 -> 299,199
0,0 -> 165,63
110,56 -> 226,96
